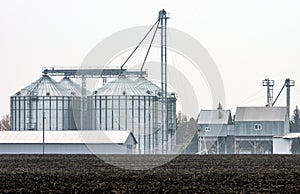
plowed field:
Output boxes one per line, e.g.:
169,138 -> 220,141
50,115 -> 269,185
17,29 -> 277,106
1,154 -> 300,193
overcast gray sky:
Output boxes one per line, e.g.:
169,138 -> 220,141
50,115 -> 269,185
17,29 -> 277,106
1,0 -> 300,118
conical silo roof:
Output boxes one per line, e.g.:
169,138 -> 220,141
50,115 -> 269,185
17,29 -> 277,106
58,77 -> 90,96
134,77 -> 161,95
135,77 -> 177,98
94,75 -> 155,96
13,75 -> 71,96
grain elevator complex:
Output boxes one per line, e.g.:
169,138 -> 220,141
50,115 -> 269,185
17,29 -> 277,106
2,9 -> 299,155
7,9 -> 177,154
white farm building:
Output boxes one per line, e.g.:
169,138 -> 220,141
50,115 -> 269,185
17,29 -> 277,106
0,131 -> 137,154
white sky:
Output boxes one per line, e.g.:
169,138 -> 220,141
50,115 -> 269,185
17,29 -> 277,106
1,0 -> 300,118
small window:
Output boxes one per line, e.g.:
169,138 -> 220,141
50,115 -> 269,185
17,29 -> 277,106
254,124 -> 262,130
205,127 -> 210,132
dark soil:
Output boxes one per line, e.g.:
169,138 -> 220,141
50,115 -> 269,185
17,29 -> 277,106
1,154 -> 300,193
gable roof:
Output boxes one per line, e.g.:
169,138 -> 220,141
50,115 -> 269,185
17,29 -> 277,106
198,110 -> 232,125
235,106 -> 287,122
0,131 -> 137,144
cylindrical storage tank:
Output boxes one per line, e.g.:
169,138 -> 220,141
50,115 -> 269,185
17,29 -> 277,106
167,93 -> 177,151
134,77 -> 162,152
10,75 -> 81,131
87,75 -> 159,153
135,77 -> 177,152
58,76 -> 91,130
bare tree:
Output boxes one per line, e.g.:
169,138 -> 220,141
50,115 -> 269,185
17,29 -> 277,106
0,114 -> 10,131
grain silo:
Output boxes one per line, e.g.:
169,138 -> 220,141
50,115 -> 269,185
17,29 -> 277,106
58,76 -> 92,130
10,75 -> 81,131
87,75 -> 160,153
135,77 -> 177,151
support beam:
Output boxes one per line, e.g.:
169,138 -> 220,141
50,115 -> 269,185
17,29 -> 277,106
42,67 -> 147,78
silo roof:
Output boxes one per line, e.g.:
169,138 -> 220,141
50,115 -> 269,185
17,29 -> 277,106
135,77 -> 161,94
94,76 -> 156,96
13,75 -> 71,96
59,77 -> 90,96
134,77 -> 177,98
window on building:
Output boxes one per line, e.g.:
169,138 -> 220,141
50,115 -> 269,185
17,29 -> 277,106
254,124 -> 262,130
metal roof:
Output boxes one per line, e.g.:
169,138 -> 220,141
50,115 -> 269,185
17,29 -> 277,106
235,107 -> 287,122
134,77 -> 161,94
13,75 -> 72,96
94,75 -> 156,96
58,77 -> 91,96
198,110 -> 232,125
0,131 -> 137,144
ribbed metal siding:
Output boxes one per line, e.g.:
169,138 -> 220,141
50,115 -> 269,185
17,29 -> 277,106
235,121 -> 285,136
10,96 -> 81,131
87,95 -> 159,153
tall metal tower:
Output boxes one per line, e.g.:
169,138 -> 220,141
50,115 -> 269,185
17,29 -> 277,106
262,79 -> 274,107
271,78 -> 295,120
159,9 -> 169,153
285,78 -> 295,119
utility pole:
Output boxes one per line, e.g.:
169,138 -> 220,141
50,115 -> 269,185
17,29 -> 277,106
43,111 -> 45,154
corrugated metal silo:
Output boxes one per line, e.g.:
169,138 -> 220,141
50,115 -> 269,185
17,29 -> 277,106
10,75 -> 81,131
87,75 -> 160,153
135,77 -> 177,151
